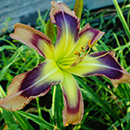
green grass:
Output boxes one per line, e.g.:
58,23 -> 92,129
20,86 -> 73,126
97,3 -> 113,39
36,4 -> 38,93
0,0 -> 130,129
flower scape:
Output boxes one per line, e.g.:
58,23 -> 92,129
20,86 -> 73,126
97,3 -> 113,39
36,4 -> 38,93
0,1 -> 130,126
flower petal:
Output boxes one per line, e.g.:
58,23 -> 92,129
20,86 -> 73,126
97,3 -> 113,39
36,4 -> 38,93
10,23 -> 54,59
69,23 -> 104,57
67,51 -> 130,87
0,60 -> 63,111
50,1 -> 80,60
79,23 -> 104,47
60,71 -> 84,126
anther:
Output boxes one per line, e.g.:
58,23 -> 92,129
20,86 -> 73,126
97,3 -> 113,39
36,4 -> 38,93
80,46 -> 85,52
74,51 -> 81,56
81,46 -> 84,49
71,39 -> 98,67
74,51 -> 78,55
88,40 -> 91,47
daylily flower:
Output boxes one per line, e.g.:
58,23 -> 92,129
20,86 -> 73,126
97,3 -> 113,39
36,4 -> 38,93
0,1 -> 130,126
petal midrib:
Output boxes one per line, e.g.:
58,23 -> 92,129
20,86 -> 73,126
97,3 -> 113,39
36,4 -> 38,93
2,67 -> 58,103
81,63 -> 126,74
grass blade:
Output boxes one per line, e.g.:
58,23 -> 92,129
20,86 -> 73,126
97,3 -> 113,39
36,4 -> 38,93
0,45 -> 27,81
0,45 -> 15,52
113,0 -> 130,41
75,76 -> 121,123
12,112 -> 34,130
17,111 -> 54,130
52,85 -> 62,128
0,108 -> 16,127
0,85 -> 34,129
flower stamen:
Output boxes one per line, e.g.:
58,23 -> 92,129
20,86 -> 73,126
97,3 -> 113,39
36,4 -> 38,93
71,39 -> 98,67
88,40 -> 91,47
80,46 -> 85,53
71,47 -> 86,67
74,51 -> 81,56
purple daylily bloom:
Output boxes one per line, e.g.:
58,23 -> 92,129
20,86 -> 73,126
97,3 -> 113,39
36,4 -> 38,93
0,1 -> 130,126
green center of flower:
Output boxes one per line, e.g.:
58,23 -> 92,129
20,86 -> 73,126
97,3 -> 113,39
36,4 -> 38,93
57,40 -> 98,70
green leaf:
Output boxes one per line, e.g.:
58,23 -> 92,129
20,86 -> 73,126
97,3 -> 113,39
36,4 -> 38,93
17,111 -> 54,130
0,85 -> 16,127
74,0 -> 83,18
0,45 -> 27,81
99,40 -> 109,51
8,124 -> 19,130
12,112 -> 34,130
1,108 -> 16,127
36,97 -> 44,130
114,41 -> 130,52
107,117 -> 126,130
0,45 -> 15,52
0,85 -> 34,130
125,102 -> 130,130
123,4 -> 130,9
37,9 -> 49,33
46,20 -> 55,43
0,38 -> 16,48
0,85 -> 6,97
113,0 -> 130,41
52,85 -> 63,128
75,76 -> 121,123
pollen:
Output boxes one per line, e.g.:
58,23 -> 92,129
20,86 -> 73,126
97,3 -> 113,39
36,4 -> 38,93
80,46 -> 85,52
71,39 -> 96,67
88,40 -> 91,47
72,47 -> 86,67
74,51 -> 81,56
